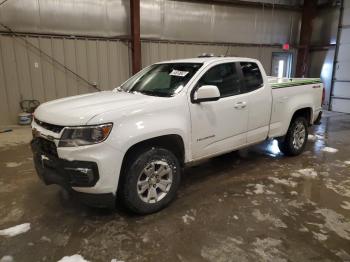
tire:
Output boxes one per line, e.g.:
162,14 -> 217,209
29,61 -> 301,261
119,147 -> 181,214
278,116 -> 308,156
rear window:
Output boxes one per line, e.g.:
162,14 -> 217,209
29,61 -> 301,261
240,62 -> 263,93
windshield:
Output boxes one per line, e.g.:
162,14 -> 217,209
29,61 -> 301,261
120,63 -> 203,97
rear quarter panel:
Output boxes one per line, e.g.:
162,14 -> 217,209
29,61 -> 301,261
269,83 -> 323,138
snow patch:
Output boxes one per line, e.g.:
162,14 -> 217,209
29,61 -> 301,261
253,237 -> 286,262
344,161 -> 350,165
335,249 -> 350,260
0,256 -> 14,262
268,177 -> 297,187
290,191 -> 298,196
253,184 -> 275,195
0,223 -> 30,237
57,255 -> 89,262
299,226 -> 309,232
41,236 -> 51,242
325,179 -> 350,198
297,168 -> 318,178
313,232 -> 328,241
341,201 -> 350,210
5,162 -> 22,168
245,190 -> 253,195
308,134 -> 317,142
182,214 -> 195,225
254,184 -> 265,194
201,236 -> 249,262
315,208 -> 350,240
252,209 -> 287,228
316,134 -> 325,140
319,171 -> 329,177
288,200 -> 304,209
322,147 -> 338,153
251,200 -> 259,206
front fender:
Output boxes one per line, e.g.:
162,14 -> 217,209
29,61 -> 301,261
89,101 -> 191,162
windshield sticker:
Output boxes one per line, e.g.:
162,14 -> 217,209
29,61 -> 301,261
169,69 -> 189,77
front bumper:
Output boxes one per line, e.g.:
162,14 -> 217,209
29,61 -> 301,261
31,137 -> 116,208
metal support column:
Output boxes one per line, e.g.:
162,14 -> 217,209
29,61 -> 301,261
295,0 -> 317,77
130,0 -> 141,74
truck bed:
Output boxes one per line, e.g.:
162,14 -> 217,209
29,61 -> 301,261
267,77 -> 323,139
267,77 -> 322,89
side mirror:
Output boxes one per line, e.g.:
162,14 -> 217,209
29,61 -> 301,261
193,85 -> 220,103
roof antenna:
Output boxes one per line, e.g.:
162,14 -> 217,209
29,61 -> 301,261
197,53 -> 215,58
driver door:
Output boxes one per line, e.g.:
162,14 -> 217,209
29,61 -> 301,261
189,62 -> 249,160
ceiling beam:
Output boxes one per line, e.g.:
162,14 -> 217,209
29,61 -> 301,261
172,0 -> 302,11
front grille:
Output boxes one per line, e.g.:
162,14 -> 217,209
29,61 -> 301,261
34,118 -> 64,133
34,137 -> 58,158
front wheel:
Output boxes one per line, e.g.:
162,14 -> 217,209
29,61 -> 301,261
119,147 -> 181,214
278,117 -> 308,156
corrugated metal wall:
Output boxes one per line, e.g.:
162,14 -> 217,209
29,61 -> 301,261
141,41 -> 297,75
0,34 -> 131,124
0,0 -> 130,37
140,0 -> 301,45
0,0 -> 301,45
0,0 -> 302,125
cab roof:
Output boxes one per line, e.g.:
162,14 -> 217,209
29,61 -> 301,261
156,56 -> 259,65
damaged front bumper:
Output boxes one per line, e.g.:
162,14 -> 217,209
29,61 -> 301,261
31,137 -> 115,208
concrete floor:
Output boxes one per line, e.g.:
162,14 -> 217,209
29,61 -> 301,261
1,112 -> 350,262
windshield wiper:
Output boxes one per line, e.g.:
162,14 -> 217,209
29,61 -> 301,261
136,90 -> 171,97
115,86 -> 125,92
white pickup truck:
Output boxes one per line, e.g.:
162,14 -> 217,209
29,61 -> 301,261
31,57 -> 323,214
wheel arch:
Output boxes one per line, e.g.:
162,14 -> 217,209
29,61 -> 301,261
291,107 -> 313,126
117,134 -> 185,196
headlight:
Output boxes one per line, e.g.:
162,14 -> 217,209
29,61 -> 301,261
58,123 -> 113,147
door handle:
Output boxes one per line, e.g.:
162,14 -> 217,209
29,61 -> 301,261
234,101 -> 247,109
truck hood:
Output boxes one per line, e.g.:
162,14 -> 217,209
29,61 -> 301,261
34,91 -> 156,126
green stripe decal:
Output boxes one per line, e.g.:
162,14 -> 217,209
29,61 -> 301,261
271,79 -> 322,89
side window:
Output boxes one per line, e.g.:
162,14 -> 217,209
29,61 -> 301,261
240,62 -> 263,93
197,63 -> 241,97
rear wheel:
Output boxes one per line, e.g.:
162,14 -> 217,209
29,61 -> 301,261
278,117 -> 308,156
119,147 -> 181,214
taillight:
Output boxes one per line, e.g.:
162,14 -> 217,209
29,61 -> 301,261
322,87 -> 325,105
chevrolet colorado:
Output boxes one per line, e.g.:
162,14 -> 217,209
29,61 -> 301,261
31,57 -> 324,214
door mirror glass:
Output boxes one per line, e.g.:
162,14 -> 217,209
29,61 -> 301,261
193,85 -> 220,103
